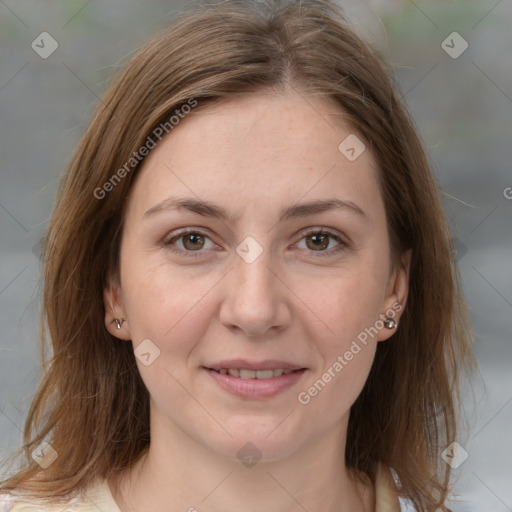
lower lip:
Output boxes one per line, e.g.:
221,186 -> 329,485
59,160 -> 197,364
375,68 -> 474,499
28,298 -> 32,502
204,368 -> 307,399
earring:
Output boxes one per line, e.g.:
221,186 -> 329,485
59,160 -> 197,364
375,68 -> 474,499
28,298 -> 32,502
111,317 -> 126,330
383,316 -> 398,329
109,302 -> 126,330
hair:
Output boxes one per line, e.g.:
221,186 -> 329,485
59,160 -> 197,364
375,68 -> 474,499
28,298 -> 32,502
1,1 -> 474,509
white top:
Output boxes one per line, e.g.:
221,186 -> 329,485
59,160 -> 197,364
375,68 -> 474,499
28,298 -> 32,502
0,478 -> 120,512
0,465 -> 417,511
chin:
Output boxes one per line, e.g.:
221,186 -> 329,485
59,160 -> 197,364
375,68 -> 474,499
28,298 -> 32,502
198,418 -> 307,464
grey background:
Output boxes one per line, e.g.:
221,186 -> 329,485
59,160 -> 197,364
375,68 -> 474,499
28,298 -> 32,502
0,0 -> 511,510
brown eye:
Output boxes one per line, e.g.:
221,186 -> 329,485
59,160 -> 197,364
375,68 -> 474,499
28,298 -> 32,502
181,233 -> 205,251
164,230 -> 215,256
305,233 -> 330,251
296,229 -> 348,257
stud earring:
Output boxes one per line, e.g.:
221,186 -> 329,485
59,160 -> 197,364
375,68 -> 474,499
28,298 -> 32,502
383,316 -> 398,329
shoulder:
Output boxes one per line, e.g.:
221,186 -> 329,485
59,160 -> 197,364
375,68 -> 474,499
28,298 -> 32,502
0,492 -> 82,511
0,479 -> 119,512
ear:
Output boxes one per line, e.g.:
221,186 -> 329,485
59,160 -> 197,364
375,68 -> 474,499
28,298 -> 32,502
377,249 -> 411,342
103,274 -> 131,341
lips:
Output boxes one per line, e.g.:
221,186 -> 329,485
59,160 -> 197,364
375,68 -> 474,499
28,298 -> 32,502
203,359 -> 307,398
205,359 -> 305,372
210,368 -> 302,380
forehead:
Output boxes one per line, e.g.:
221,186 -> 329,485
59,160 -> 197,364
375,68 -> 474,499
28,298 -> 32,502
125,90 -> 384,224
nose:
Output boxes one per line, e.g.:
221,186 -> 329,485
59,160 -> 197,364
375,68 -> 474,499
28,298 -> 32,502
219,247 -> 291,338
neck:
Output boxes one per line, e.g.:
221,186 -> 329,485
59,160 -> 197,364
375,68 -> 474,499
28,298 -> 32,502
111,410 -> 374,512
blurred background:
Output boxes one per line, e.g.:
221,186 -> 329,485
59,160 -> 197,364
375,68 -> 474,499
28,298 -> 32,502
0,1 -> 511,510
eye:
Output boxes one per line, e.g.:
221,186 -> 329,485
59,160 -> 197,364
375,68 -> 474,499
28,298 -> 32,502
164,229 -> 216,257
163,227 -> 349,259
296,228 -> 348,256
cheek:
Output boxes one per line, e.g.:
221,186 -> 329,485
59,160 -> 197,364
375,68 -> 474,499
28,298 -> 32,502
120,260 -> 217,412
297,309 -> 378,424
300,259 -> 388,342
303,341 -> 377,425
292,259 -> 386,412
121,251 -> 215,340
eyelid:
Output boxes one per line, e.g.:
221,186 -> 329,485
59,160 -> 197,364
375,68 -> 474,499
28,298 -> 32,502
293,227 -> 350,255
163,226 -> 350,258
296,226 -> 346,242
162,228 -> 219,258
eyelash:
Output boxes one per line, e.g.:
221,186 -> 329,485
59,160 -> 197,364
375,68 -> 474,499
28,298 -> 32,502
163,228 -> 349,259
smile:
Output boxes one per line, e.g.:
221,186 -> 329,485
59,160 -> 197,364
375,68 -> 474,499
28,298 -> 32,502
204,367 -> 307,399
209,368 -> 297,379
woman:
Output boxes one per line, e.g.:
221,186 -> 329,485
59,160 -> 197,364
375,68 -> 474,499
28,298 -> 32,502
0,1 -> 474,510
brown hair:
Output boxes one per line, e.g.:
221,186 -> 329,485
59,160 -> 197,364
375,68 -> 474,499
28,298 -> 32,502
0,1 -> 474,509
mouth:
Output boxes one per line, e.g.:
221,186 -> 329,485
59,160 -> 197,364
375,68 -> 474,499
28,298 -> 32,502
203,365 -> 307,399
206,368 -> 301,379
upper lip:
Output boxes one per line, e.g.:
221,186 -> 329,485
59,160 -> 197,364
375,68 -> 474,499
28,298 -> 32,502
205,359 -> 306,371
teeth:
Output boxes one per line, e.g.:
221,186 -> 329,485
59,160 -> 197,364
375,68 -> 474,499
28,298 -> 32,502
214,368 -> 298,379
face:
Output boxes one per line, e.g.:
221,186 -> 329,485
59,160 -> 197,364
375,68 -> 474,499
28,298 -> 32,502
105,90 -> 409,462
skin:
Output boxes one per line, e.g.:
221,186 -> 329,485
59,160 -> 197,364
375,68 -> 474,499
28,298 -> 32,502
104,89 -> 410,512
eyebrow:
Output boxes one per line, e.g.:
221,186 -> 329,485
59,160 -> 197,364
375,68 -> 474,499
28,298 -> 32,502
143,196 -> 366,223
